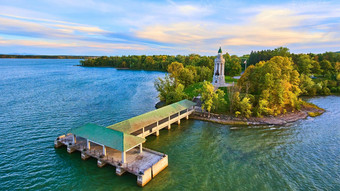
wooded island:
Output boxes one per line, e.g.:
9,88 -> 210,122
80,47 -> 340,122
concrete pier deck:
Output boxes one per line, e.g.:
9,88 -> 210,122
55,134 -> 167,186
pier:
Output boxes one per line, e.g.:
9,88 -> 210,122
55,99 -> 196,186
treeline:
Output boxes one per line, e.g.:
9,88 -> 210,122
248,47 -> 340,69
80,54 -> 243,76
0,54 -> 96,59
246,48 -> 340,94
81,54 -> 214,71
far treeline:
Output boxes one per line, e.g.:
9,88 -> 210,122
81,47 -> 340,118
0,54 -> 96,59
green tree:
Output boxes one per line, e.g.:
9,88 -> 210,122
212,89 -> 227,112
311,60 -> 322,75
294,54 -> 313,75
165,83 -> 187,104
154,75 -> 186,104
199,81 -> 228,115
145,56 -> 155,69
256,99 -> 271,117
200,81 -> 215,115
335,62 -> 340,74
299,74 -> 315,95
196,66 -> 212,82
231,91 -> 241,114
226,56 -> 242,77
154,75 -> 175,102
167,61 -> 184,78
320,60 -> 334,77
178,68 -> 195,87
238,56 -> 301,115
238,97 -> 252,118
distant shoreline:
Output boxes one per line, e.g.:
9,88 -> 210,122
79,65 -> 167,72
0,55 -> 97,59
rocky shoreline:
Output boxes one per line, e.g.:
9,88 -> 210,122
190,104 -> 325,126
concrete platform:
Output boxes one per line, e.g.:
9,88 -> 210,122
55,134 -> 168,186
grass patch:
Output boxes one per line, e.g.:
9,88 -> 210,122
225,76 -> 238,83
308,112 -> 322,117
302,101 -> 325,111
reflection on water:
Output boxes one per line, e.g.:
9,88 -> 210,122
0,59 -> 339,190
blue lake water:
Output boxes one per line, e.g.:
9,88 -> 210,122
0,59 -> 339,190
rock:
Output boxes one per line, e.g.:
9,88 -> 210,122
155,101 -> 166,109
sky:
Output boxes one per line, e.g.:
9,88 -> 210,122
0,0 -> 339,56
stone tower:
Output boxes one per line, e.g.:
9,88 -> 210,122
212,47 -> 226,87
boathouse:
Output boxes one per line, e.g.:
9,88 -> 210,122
55,99 -> 196,186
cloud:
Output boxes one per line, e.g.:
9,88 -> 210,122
0,14 -> 149,54
0,0 -> 339,55
135,3 -> 340,54
0,37 -> 147,52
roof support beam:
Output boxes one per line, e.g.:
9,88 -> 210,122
178,112 -> 181,125
87,139 -> 91,150
167,116 -> 171,130
102,145 -> 106,156
122,151 -> 126,163
139,144 -> 143,154
73,135 -> 76,144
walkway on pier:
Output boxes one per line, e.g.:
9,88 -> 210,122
107,99 -> 196,137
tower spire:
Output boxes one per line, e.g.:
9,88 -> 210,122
218,47 -> 222,54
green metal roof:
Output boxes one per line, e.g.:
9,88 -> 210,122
69,123 -> 145,152
218,47 -> 222,53
107,99 -> 196,134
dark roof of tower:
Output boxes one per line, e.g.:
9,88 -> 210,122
218,47 -> 222,53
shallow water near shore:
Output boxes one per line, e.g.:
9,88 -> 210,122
0,59 -> 339,190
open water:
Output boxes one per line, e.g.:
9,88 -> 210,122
0,59 -> 339,190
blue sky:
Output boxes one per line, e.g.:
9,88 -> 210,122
0,0 -> 339,56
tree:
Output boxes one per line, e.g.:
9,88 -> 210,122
145,56 -> 155,69
320,60 -> 334,77
238,97 -> 252,118
225,56 -> 242,77
199,81 -> 228,115
293,54 -> 313,75
165,83 -> 187,104
196,66 -> 212,82
154,75 -> 186,104
238,56 -> 301,115
299,74 -> 315,95
154,75 -> 175,102
335,62 -> 340,74
178,68 -> 195,87
167,61 -> 184,78
212,89 -> 227,112
248,47 -> 291,66
227,85 -> 240,114
200,81 -> 215,115
256,99 -> 271,117
231,91 -> 241,114
311,60 -> 322,75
